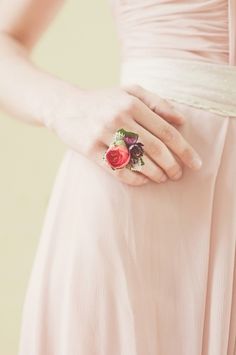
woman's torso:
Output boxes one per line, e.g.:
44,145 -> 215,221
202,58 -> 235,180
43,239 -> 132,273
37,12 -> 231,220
108,0 -> 236,66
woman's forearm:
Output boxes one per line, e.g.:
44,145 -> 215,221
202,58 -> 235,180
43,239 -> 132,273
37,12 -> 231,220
0,32 -> 82,127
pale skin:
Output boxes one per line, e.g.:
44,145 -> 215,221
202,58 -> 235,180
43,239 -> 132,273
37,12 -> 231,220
0,0 -> 202,186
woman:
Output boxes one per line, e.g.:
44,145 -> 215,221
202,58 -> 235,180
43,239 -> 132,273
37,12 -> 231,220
0,0 -> 235,354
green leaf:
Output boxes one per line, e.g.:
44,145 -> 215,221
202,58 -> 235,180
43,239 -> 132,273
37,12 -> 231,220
125,131 -> 139,139
114,139 -> 126,147
116,128 -> 126,135
116,128 -> 138,139
140,158 -> 145,165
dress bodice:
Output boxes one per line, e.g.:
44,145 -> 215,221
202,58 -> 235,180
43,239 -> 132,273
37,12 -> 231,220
108,0 -> 236,66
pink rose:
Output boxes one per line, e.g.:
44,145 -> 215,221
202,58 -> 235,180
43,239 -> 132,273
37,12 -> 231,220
105,144 -> 131,169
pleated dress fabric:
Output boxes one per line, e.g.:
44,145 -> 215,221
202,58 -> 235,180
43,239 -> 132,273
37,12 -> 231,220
18,1 -> 236,355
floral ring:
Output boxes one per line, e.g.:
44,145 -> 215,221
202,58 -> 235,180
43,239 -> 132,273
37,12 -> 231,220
103,128 -> 145,171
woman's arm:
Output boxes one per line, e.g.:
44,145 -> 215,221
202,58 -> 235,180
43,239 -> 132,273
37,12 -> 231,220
0,0 -> 80,126
0,0 -> 202,186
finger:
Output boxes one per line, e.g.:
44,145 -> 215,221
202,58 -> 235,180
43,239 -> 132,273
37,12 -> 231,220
123,84 -> 186,125
130,121 -> 184,180
94,143 -> 149,186
131,101 -> 202,170
137,153 -> 168,183
99,119 -> 183,181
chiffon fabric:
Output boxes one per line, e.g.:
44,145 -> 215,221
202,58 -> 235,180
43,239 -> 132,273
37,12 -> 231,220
18,1 -> 236,355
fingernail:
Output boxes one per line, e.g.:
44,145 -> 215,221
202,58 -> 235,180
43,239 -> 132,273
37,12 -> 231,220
190,157 -> 202,170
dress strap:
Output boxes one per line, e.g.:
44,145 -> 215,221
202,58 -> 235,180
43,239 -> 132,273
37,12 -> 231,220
228,0 -> 236,65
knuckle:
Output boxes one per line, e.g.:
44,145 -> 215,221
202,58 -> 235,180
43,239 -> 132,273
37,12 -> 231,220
148,141 -> 163,156
149,102 -> 159,113
159,125 -> 176,143
160,97 -> 169,106
111,103 -> 136,126
103,113 -> 126,131
181,146 -> 194,162
147,164 -> 166,183
132,84 -> 143,95
122,97 -> 139,114
149,170 -> 164,183
122,83 -> 142,95
163,97 -> 168,104
112,112 -> 126,126
154,171 -> 167,183
166,164 -> 182,179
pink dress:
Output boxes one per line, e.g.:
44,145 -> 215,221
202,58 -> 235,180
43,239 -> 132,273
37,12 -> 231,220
18,1 -> 236,354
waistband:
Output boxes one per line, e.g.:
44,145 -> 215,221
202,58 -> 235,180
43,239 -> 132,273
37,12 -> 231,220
119,57 -> 236,118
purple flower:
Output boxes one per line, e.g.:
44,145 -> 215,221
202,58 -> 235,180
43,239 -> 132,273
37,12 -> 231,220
129,142 -> 144,159
123,135 -> 138,145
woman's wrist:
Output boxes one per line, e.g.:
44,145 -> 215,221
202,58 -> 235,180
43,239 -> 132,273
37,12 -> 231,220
38,78 -> 86,131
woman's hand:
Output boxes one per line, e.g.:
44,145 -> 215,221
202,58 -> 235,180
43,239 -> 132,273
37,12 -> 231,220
0,1 -> 202,187
47,84 -> 202,186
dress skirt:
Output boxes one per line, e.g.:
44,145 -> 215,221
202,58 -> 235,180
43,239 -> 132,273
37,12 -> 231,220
18,58 -> 236,355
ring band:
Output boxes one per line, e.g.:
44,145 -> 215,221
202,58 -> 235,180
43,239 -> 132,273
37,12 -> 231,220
103,128 -> 145,171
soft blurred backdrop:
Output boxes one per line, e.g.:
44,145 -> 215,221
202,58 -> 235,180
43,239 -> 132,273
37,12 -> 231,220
0,1 -> 119,353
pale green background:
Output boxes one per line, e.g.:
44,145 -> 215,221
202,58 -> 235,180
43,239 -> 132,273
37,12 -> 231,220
0,1 -> 119,354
